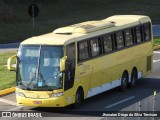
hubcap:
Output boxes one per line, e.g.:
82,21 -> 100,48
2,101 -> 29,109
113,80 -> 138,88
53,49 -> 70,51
123,78 -> 127,86
132,76 -> 135,85
76,93 -> 81,103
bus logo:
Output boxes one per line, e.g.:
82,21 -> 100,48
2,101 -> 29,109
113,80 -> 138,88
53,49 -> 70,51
33,101 -> 42,104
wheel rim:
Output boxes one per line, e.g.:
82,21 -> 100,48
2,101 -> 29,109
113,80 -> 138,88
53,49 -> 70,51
123,77 -> 127,86
76,93 -> 81,104
131,76 -> 135,85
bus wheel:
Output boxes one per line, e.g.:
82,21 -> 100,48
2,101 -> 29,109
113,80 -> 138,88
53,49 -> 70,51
129,69 -> 137,88
74,88 -> 83,108
121,72 -> 128,91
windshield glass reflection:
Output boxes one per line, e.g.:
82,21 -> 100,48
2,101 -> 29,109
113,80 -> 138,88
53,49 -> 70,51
17,45 -> 63,91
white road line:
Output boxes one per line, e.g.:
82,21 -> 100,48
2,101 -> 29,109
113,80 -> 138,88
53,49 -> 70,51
0,98 -> 24,111
153,59 -> 160,63
6,106 -> 24,111
0,98 -> 17,106
153,51 -> 160,54
105,96 -> 135,109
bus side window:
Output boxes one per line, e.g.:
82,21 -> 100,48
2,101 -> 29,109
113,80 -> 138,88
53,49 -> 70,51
143,23 -> 151,41
125,29 -> 133,46
116,31 -> 124,49
64,43 -> 75,91
136,26 -> 143,43
90,38 -> 101,57
103,34 -> 113,53
78,41 -> 89,61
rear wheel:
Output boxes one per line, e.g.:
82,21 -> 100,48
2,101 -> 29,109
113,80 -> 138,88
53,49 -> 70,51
120,72 -> 128,91
129,69 -> 137,88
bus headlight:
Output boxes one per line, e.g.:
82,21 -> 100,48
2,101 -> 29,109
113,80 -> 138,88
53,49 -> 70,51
16,91 -> 25,97
51,92 -> 63,97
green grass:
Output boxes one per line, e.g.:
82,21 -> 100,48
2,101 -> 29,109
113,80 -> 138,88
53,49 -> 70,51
153,37 -> 160,46
1,0 -> 160,44
0,51 -> 16,90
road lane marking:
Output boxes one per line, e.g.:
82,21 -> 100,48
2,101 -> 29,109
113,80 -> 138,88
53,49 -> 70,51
153,59 -> 160,63
154,51 -> 160,53
0,98 -> 25,111
0,98 -> 17,106
6,106 -> 24,111
105,96 -> 135,109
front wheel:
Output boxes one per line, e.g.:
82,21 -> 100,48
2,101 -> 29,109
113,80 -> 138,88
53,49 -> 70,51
74,89 -> 83,108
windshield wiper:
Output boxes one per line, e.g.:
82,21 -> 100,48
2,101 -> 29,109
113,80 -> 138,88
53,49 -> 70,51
18,85 -> 31,90
43,84 -> 61,91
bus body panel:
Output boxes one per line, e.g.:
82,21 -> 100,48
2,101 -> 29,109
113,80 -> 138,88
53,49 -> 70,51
13,15 -> 153,107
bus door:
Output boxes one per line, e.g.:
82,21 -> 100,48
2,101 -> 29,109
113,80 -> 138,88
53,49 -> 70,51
76,40 -> 92,94
87,37 -> 104,90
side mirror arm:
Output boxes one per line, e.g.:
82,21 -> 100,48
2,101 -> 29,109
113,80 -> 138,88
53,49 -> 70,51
7,55 -> 17,71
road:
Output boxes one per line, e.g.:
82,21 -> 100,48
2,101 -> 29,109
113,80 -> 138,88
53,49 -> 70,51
153,25 -> 160,37
0,50 -> 160,120
0,42 -> 19,52
0,25 -> 160,120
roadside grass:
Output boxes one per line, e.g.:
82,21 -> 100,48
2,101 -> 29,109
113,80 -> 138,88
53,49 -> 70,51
1,0 -> 160,44
153,37 -> 160,46
0,51 -> 16,90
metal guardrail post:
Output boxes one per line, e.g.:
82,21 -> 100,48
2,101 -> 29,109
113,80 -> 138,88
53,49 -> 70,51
153,91 -> 156,120
139,101 -> 141,120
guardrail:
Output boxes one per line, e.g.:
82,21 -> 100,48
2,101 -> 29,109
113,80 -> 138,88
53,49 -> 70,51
104,92 -> 160,120
153,45 -> 160,50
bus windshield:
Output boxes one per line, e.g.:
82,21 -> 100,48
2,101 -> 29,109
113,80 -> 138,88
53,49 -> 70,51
17,45 -> 63,91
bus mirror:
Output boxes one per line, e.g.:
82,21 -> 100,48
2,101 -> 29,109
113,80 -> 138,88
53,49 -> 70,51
7,55 -> 17,71
60,56 -> 67,72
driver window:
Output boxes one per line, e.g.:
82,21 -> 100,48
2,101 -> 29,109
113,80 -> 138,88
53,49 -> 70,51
64,43 -> 75,91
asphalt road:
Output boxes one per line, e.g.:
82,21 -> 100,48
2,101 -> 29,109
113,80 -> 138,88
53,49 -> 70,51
0,50 -> 160,120
153,25 -> 160,37
0,25 -> 160,120
0,42 -> 19,52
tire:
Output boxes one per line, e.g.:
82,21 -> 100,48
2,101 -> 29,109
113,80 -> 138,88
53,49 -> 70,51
120,72 -> 128,91
74,89 -> 83,108
129,69 -> 137,88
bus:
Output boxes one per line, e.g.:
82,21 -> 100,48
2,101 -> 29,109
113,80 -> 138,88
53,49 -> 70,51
7,15 -> 153,107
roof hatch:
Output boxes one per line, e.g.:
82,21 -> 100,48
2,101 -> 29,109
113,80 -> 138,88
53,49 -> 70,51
53,20 -> 115,34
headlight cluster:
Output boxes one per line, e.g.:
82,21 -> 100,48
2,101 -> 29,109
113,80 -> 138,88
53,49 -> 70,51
51,92 -> 63,97
16,91 -> 25,97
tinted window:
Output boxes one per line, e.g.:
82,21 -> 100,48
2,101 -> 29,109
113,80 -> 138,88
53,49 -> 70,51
90,38 -> 101,57
78,41 -> 89,61
103,34 -> 113,53
143,23 -> 151,41
65,43 -> 75,90
136,26 -> 143,43
125,29 -> 133,46
116,31 -> 124,49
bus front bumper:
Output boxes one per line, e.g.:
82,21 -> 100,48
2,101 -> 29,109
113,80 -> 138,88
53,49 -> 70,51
16,95 -> 65,107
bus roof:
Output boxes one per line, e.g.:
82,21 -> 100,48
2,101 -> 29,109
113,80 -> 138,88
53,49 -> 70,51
21,15 -> 151,46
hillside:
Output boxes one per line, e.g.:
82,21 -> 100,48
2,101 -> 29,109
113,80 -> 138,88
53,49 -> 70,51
0,0 -> 160,44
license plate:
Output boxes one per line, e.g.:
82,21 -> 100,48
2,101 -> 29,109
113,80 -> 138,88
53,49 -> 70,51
33,101 -> 42,104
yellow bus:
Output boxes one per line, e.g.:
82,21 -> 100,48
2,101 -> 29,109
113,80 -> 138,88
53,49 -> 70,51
7,15 -> 153,107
